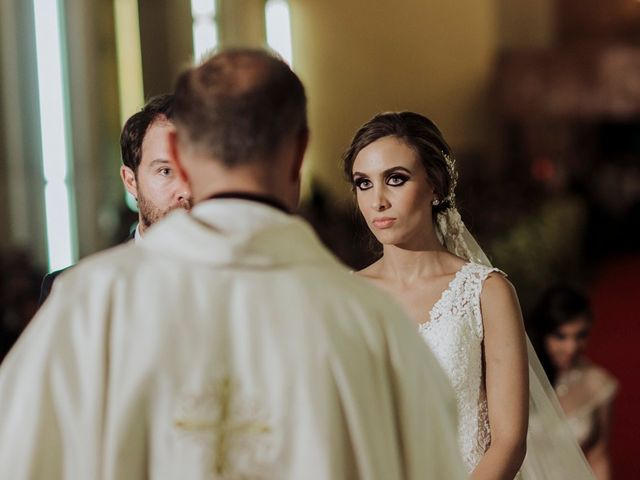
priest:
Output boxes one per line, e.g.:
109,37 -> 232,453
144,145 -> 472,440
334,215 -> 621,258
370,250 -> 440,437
0,48 -> 467,479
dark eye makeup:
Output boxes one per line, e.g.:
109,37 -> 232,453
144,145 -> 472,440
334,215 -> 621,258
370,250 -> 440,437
353,177 -> 372,190
352,171 -> 410,191
386,173 -> 409,186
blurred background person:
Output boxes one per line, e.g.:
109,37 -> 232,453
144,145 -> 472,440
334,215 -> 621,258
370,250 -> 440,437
529,285 -> 618,479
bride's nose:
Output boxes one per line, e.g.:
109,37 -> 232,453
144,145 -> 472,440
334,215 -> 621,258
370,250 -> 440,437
372,190 -> 390,211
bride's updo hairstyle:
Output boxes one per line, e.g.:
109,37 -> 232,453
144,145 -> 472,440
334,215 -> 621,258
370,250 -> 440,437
342,111 -> 455,216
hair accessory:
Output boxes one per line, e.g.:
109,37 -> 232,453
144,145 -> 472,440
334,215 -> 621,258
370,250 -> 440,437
432,198 -> 440,206
442,152 -> 458,207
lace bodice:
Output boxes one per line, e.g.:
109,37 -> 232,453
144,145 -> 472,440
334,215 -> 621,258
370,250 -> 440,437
419,262 -> 502,472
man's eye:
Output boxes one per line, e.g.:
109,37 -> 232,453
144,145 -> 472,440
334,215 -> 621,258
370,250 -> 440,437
354,178 -> 372,190
387,174 -> 408,186
159,168 -> 172,176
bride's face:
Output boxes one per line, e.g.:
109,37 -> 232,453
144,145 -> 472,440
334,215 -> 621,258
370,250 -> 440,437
352,136 -> 437,247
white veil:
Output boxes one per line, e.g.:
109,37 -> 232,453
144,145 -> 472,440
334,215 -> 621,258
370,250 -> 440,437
436,206 -> 595,479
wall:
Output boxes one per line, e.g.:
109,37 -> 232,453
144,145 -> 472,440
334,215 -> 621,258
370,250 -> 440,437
218,0 -> 266,48
497,0 -> 555,51
291,0 -> 500,203
0,18 -> 9,251
0,0 -> 47,266
0,0 -> 126,265
138,0 -> 193,97
64,0 -> 123,257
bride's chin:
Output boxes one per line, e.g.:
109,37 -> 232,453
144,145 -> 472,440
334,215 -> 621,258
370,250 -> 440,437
372,232 -> 402,246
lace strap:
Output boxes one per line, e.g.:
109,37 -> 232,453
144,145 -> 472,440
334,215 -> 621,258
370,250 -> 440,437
461,264 -> 506,339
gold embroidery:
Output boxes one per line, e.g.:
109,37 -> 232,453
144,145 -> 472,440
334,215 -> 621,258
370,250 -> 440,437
175,375 -> 273,478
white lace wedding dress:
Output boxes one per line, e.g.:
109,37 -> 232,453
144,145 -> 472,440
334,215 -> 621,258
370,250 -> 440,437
418,262 -> 500,472
418,261 -> 596,479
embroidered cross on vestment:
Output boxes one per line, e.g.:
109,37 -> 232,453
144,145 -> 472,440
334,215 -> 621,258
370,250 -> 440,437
175,375 -> 273,479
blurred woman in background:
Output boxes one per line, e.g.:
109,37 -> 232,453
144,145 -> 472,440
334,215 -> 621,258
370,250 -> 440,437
530,286 -> 618,479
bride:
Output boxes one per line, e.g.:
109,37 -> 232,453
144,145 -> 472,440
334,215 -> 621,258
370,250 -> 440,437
343,111 -> 595,479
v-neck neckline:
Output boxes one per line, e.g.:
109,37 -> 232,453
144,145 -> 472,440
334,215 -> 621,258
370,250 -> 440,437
419,262 -> 472,330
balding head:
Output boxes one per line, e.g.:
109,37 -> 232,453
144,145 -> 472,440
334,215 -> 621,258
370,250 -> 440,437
173,49 -> 307,167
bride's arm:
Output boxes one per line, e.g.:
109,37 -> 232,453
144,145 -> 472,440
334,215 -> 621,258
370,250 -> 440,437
471,274 -> 529,480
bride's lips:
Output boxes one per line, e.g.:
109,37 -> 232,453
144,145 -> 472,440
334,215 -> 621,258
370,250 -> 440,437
372,217 -> 396,229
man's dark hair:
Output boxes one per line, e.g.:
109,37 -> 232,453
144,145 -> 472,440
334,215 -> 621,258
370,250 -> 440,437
120,94 -> 174,172
173,48 -> 307,167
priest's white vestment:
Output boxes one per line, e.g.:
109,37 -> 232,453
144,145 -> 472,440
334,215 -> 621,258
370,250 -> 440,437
0,199 -> 466,479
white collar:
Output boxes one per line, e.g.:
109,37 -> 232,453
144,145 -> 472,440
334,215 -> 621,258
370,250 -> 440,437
139,198 -> 339,268
134,224 -> 142,243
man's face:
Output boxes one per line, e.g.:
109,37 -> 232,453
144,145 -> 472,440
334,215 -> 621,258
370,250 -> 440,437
121,119 -> 192,233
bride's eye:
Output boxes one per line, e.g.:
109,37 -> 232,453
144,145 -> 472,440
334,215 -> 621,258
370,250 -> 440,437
354,178 -> 372,190
387,173 -> 409,186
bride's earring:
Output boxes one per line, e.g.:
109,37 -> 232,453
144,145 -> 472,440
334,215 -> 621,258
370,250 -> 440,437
432,198 -> 440,206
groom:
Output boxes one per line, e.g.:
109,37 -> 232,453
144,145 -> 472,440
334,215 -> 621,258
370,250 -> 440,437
0,48 -> 466,479
38,93 -> 192,305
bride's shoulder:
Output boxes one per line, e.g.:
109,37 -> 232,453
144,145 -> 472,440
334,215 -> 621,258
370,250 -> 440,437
468,261 -> 509,284
477,268 -> 520,311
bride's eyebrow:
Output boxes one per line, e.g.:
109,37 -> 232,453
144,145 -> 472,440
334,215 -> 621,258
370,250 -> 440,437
384,166 -> 412,175
353,167 -> 412,179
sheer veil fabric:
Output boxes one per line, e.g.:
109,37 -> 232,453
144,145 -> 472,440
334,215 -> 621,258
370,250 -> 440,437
436,208 -> 595,479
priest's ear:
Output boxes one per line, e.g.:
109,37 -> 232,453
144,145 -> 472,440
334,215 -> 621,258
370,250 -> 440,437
120,165 -> 138,200
168,129 -> 190,184
290,127 -> 309,182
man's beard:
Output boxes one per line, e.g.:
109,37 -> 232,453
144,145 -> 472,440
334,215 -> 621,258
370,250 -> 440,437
137,192 -> 191,230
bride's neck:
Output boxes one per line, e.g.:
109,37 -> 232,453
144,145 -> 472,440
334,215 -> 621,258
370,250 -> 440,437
379,245 -> 450,282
